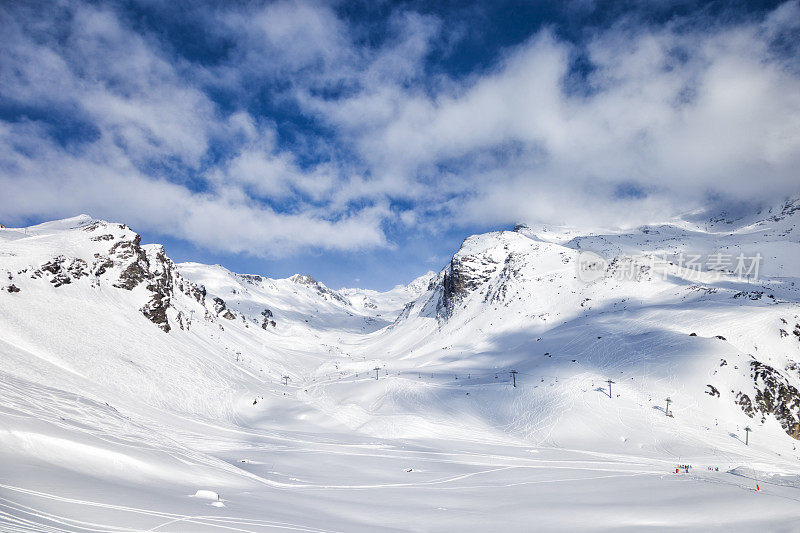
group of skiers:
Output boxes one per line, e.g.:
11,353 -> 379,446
675,464 -> 720,473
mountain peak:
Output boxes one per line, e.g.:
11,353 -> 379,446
290,273 -> 319,285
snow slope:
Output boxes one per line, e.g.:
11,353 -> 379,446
1,201 -> 800,531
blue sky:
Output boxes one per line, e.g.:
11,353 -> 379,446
1,0 -> 799,289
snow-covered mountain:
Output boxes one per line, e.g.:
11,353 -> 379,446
376,198 -> 800,447
2,200 -> 800,531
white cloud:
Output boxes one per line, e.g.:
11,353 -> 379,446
0,118 -> 388,255
299,5 -> 800,228
1,0 -> 799,258
0,1 -> 390,255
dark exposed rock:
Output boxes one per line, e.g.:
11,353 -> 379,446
33,257 -> 89,287
706,384 -> 720,397
14,229 -> 214,334
114,263 -> 147,290
485,254 -> 523,305
82,221 -> 103,232
736,392 -> 754,417
138,247 -> 176,332
734,291 -> 764,300
92,257 -> 115,277
111,239 -> 149,290
101,236 -> 207,331
689,332 -> 697,336
66,259 -> 87,279
438,253 -> 498,319
239,274 -> 263,284
39,257 -> 65,276
141,292 -> 170,332
6,284 -> 20,293
177,280 -> 205,304
51,274 -> 71,287
260,309 -> 276,329
290,274 -> 350,305
768,198 -> 800,222
212,296 -> 236,320
736,360 -> 800,439
391,301 -> 415,326
291,274 -> 317,285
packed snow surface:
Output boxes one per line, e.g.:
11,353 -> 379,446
1,200 -> 800,531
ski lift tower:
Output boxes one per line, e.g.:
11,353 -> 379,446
665,397 -> 672,417
745,426 -> 751,446
510,370 -> 518,387
374,367 -> 381,380
282,375 -> 290,386
606,379 -> 615,398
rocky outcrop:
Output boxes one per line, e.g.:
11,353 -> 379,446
26,222 -> 211,333
141,291 -> 170,332
736,360 -> 800,439
32,256 -> 89,287
110,236 -> 150,290
485,253 -> 524,305
437,253 -> 499,319
290,274 -> 350,305
213,297 -> 236,320
108,233 -> 208,332
138,247 -> 175,332
768,198 -> 800,222
261,308 -> 276,329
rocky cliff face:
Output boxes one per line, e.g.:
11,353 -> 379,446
100,225 -> 209,333
736,359 -> 800,439
426,231 -> 572,322
6,218 -> 219,333
435,236 -> 507,320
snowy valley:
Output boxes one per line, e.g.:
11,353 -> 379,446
2,199 -> 800,531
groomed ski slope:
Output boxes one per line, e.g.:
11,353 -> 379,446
1,201 -> 800,531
